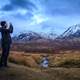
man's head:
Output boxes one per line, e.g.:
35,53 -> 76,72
0,21 -> 7,28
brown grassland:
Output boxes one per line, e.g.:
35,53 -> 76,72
8,50 -> 80,68
0,51 -> 80,80
0,50 -> 80,80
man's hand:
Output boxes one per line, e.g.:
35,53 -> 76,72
6,22 -> 9,29
0,25 -> 2,28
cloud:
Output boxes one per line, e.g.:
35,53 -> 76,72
13,9 -> 33,20
0,0 -> 80,35
1,4 -> 14,11
29,14 -> 48,25
0,0 -> 37,21
0,0 -> 39,20
1,0 -> 37,11
42,0 -> 80,15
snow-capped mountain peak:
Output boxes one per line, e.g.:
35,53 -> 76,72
12,31 -> 57,43
60,24 -> 80,38
71,24 -> 80,33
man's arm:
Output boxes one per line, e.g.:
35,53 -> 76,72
0,24 -> 2,32
9,23 -> 13,33
2,23 -> 13,33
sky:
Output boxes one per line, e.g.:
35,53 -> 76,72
0,0 -> 80,36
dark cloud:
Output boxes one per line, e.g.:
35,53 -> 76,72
10,0 -> 37,10
1,0 -> 80,15
2,0 -> 80,15
1,4 -> 14,11
1,0 -> 37,11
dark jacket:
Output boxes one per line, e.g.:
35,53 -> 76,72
0,23 -> 13,45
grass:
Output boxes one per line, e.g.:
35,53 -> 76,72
9,52 -> 38,67
0,63 -> 80,80
8,51 -> 80,68
0,50 -> 80,80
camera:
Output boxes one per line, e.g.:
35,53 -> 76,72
0,21 -> 9,29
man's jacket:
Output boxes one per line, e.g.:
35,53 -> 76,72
0,23 -> 13,45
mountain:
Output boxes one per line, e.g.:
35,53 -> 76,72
54,24 -> 80,50
13,31 -> 43,42
12,31 -> 57,43
12,24 -> 80,51
59,24 -> 80,39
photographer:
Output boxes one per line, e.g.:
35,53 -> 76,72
0,21 -> 13,67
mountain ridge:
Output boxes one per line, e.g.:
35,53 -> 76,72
12,31 -> 57,43
58,24 -> 80,39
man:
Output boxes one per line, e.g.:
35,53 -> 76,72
0,21 -> 13,67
